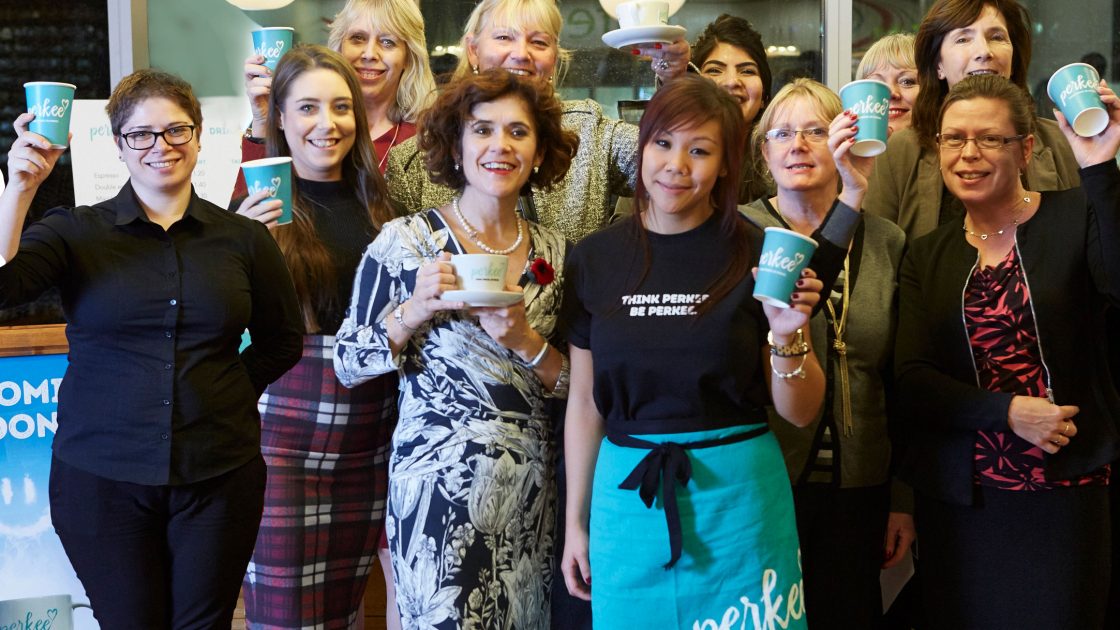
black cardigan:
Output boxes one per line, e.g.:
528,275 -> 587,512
894,161 -> 1120,505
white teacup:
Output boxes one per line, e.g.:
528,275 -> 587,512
451,254 -> 508,292
617,0 -> 669,29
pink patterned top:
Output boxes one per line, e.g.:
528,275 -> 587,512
964,247 -> 1109,490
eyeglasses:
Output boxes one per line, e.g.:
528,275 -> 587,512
120,125 -> 196,150
764,127 -> 829,144
936,132 -> 1026,151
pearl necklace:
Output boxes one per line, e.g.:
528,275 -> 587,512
452,195 -> 523,255
963,194 -> 1031,241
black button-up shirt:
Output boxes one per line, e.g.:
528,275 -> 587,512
0,182 -> 303,485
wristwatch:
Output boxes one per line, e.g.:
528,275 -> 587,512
768,328 -> 809,357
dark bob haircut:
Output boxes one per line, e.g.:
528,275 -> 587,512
417,68 -> 578,192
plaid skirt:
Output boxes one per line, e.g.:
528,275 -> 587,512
242,335 -> 397,629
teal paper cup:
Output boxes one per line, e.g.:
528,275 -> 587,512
840,79 -> 890,157
754,227 -> 818,309
252,27 -> 294,71
1047,62 -> 1108,137
24,81 -> 77,148
241,157 -> 293,225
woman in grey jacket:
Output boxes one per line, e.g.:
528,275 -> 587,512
863,0 -> 1080,242
742,77 -> 911,629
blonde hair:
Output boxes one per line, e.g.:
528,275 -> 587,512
751,78 -> 843,188
327,0 -> 436,123
453,0 -> 571,84
856,33 -> 917,80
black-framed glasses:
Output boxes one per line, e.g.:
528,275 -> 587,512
764,127 -> 829,144
936,132 -> 1026,151
121,125 -> 196,150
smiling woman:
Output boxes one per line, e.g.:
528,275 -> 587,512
334,70 -> 578,630
229,44 -> 401,630
863,0 -> 1081,242
0,68 -> 303,627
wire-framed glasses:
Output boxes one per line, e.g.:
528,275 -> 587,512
764,127 -> 829,144
936,132 -> 1026,151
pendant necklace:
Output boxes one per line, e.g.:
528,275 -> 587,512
963,194 -> 1031,240
452,195 -> 523,255
376,123 -> 401,172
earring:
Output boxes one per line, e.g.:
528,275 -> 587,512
454,162 -> 460,171
472,65 -> 479,75
533,165 -> 540,174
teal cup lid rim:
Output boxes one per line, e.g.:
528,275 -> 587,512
253,26 -> 295,32
23,81 -> 77,90
762,225 -> 818,248
241,156 -> 293,168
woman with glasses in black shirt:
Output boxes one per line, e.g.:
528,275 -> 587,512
0,69 -> 303,628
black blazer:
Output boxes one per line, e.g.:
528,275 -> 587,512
894,161 -> 1120,505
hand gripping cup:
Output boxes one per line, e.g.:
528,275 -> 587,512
241,157 -> 293,225
252,27 -> 295,71
24,81 -> 77,148
839,79 -> 891,157
754,227 -> 818,309
1047,62 -> 1109,137
451,254 -> 509,292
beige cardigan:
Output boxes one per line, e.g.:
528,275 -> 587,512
863,118 -> 1081,241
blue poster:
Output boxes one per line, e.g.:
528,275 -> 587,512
0,353 -> 97,628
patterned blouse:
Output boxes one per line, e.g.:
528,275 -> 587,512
965,247 -> 1109,490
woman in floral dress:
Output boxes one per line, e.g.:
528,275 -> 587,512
334,70 -> 578,629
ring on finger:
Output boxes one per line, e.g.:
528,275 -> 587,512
1062,422 -> 1070,436
656,58 -> 671,71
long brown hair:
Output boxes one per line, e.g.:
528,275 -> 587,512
630,74 -> 749,315
265,44 -> 395,329
912,0 -> 1033,148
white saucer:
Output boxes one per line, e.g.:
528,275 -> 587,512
442,289 -> 524,307
602,24 -> 687,49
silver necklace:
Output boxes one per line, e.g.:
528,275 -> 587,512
452,195 -> 523,255
963,194 -> 1031,241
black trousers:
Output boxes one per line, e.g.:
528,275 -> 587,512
49,455 -> 266,630
794,483 -> 890,630
916,484 -> 1110,630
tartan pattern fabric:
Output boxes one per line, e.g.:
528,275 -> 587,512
243,335 -> 397,629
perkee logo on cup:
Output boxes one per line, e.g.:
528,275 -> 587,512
1057,74 -> 1099,108
27,98 -> 71,122
465,261 -> 505,283
247,176 -> 283,198
255,39 -> 286,62
758,247 -> 807,276
848,94 -> 889,119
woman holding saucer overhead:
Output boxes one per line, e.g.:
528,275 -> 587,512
334,70 -> 578,629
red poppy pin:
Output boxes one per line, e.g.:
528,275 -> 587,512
526,257 -> 555,286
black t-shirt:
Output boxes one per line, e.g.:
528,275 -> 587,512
563,213 -> 770,435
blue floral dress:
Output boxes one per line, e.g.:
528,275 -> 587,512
334,208 -> 566,630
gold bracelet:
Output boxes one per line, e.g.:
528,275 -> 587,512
771,353 -> 808,380
768,328 -> 809,357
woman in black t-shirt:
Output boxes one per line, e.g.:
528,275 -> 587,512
560,75 -> 862,628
